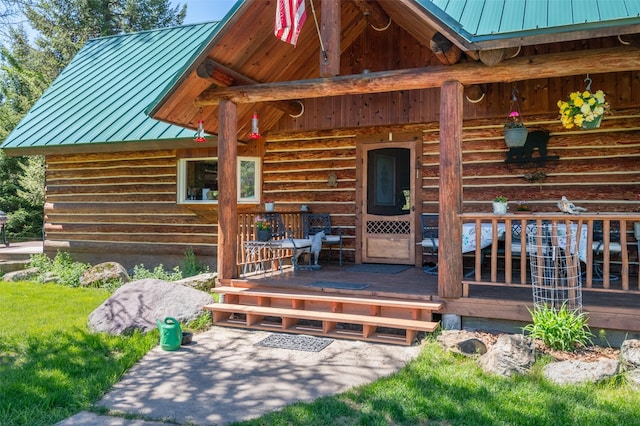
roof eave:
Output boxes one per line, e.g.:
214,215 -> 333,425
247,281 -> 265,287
145,0 -> 248,119
1,137 -> 220,157
467,22 -> 640,51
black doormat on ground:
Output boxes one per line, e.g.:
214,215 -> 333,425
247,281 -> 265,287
306,281 -> 370,290
344,264 -> 412,274
255,333 -> 334,352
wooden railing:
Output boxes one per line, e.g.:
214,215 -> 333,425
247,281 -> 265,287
460,213 -> 640,296
236,211 -> 305,275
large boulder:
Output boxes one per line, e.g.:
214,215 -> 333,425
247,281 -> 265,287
2,267 -> 40,282
175,273 -> 217,291
621,339 -> 640,371
80,262 -> 130,287
479,334 -> 535,377
543,359 -> 619,385
88,278 -> 215,335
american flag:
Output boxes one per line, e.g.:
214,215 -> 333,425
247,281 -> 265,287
275,0 -> 307,46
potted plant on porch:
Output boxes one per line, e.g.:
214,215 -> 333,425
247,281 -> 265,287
255,216 -> 271,241
493,195 -> 509,215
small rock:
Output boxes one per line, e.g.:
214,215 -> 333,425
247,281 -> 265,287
479,334 -> 535,377
80,262 -> 129,287
627,369 -> 640,390
621,339 -> 640,371
42,272 -> 58,283
2,267 -> 40,282
437,330 -> 477,352
175,273 -> 217,291
543,359 -> 619,385
456,338 -> 487,356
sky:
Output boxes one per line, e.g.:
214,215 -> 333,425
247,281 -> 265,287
173,0 -> 239,24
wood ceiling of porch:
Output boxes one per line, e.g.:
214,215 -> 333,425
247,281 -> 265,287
152,0 -> 446,141
151,0 -> 640,143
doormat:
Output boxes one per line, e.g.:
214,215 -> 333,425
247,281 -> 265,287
344,264 -> 412,274
306,281 -> 370,290
255,333 -> 334,352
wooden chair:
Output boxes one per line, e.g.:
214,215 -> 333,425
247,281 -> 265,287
302,213 -> 343,266
261,213 -> 312,271
421,213 -> 439,275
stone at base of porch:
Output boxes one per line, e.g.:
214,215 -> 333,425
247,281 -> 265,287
440,296 -> 640,347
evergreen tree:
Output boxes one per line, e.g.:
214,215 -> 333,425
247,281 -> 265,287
0,0 -> 186,240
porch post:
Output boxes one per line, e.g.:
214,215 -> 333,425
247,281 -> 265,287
320,0 -> 340,77
438,80 -> 464,299
217,100 -> 238,282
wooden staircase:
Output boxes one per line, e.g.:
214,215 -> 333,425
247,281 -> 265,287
205,286 -> 443,345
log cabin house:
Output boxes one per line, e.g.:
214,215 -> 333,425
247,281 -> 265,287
3,0 -> 640,343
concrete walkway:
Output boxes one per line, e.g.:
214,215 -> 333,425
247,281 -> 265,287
57,327 -> 422,425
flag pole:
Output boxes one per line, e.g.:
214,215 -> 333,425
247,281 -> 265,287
309,0 -> 328,64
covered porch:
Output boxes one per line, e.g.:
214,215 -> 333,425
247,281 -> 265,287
224,211 -> 640,334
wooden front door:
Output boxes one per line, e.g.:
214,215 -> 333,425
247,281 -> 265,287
361,140 -> 416,264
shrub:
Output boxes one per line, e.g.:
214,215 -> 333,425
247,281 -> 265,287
523,303 -> 593,351
131,264 -> 183,281
180,247 -> 209,278
28,251 -> 90,287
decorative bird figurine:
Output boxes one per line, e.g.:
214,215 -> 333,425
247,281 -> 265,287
557,196 -> 588,214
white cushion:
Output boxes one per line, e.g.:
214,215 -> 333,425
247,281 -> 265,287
274,238 -> 312,249
421,238 -> 439,248
323,235 -> 341,243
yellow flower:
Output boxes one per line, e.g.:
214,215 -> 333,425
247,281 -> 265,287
582,91 -> 591,99
594,90 -> 605,103
574,97 -> 584,107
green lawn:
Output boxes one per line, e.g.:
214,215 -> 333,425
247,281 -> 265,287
0,281 -> 157,426
233,343 -> 640,426
2,281 -> 640,426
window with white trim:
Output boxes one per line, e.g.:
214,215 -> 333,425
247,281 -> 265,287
177,157 -> 260,204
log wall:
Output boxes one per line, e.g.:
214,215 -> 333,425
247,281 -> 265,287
44,149 -> 218,268
43,106 -> 639,269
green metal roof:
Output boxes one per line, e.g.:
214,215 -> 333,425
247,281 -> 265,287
1,22 -> 221,151
420,0 -> 640,43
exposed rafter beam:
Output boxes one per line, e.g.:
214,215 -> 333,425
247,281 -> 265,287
196,58 -> 303,117
352,0 -> 391,30
195,46 -> 640,106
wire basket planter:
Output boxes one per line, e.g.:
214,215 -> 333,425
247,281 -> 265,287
527,221 -> 583,312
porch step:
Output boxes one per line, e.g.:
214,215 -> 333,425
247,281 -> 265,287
204,303 -> 439,346
207,286 -> 443,345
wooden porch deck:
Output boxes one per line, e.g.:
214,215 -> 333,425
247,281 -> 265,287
224,262 -> 640,334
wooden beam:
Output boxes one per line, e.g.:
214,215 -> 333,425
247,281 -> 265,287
194,46 -> 640,105
438,80 -> 464,299
196,58 -> 304,117
430,32 -> 462,65
351,0 -> 391,30
320,0 -> 341,77
217,100 -> 238,281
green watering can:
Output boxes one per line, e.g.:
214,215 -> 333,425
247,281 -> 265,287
156,317 -> 182,351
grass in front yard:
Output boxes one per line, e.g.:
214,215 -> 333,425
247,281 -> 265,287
0,281 -> 157,426
234,340 -> 640,426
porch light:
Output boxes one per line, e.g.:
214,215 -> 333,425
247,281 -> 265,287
249,111 -> 261,140
194,108 -> 206,143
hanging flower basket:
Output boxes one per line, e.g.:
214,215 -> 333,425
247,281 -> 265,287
557,77 -> 609,130
503,126 -> 528,147
580,114 -> 603,130
503,87 -> 528,147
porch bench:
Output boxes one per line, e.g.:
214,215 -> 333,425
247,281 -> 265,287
211,286 -> 442,320
204,303 -> 439,345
